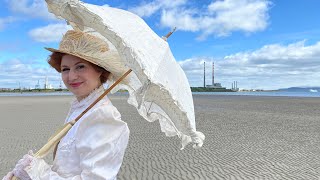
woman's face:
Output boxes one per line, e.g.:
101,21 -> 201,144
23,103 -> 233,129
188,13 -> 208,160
61,55 -> 102,100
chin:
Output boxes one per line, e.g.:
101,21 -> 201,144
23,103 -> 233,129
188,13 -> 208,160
71,90 -> 85,97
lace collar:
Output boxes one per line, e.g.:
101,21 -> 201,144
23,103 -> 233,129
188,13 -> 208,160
70,85 -> 105,110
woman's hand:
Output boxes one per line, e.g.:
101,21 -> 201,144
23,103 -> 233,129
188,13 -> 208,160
12,150 -> 34,180
2,171 -> 13,180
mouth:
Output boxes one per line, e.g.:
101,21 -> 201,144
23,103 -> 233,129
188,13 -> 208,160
69,82 -> 83,88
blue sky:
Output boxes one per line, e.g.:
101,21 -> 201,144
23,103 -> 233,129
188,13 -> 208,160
1,0 -> 320,90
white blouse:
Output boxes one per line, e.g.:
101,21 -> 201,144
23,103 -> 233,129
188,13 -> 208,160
25,86 -> 130,180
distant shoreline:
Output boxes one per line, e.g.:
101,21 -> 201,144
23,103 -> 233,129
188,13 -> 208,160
1,91 -> 319,98
0,89 -> 69,93
2,87 -> 235,93
191,87 -> 235,92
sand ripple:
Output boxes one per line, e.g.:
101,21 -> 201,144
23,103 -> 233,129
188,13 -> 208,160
2,95 -> 320,179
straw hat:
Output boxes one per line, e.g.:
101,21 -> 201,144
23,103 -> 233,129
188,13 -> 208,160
45,30 -> 129,81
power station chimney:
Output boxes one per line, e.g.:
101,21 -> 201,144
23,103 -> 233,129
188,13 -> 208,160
203,61 -> 206,88
212,62 -> 214,85
44,76 -> 48,89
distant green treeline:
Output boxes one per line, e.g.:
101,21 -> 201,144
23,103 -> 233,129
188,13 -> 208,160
0,89 -> 69,93
191,87 -> 234,92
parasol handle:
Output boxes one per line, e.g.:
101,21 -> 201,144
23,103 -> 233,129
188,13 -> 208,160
12,69 -> 132,180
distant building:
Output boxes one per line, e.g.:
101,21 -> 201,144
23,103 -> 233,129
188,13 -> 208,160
206,83 -> 223,88
0,88 -> 12,91
231,81 -> 239,91
44,76 -> 54,89
35,80 -> 40,89
205,62 -> 226,89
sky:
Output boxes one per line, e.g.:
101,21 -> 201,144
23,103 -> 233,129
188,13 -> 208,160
1,0 -> 320,90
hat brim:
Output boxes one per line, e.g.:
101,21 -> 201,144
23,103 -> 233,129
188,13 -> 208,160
45,47 -> 131,85
45,47 -> 104,70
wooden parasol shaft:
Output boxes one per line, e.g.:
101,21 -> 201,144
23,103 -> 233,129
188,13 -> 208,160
12,27 -> 176,179
12,69 -> 132,180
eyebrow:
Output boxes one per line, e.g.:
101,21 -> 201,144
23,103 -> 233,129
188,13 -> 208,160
61,61 -> 84,67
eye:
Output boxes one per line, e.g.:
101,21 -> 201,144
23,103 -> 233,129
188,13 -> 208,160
76,64 -> 85,70
61,68 -> 70,72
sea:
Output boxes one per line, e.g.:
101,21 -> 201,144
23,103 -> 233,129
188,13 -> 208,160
192,91 -> 320,98
0,91 -> 320,98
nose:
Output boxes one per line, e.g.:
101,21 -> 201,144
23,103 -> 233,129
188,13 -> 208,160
68,69 -> 79,81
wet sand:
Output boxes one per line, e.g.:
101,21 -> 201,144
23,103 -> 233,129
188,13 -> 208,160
1,94 -> 320,179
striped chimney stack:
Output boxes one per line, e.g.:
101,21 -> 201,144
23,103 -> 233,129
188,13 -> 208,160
212,62 -> 214,85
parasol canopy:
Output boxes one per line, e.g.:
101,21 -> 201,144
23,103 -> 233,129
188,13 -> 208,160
45,0 -> 205,149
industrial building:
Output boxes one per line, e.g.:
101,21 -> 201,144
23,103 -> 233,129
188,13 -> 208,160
203,61 -> 238,91
204,61 -> 225,89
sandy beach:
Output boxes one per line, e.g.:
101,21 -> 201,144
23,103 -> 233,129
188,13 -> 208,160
1,94 -> 320,179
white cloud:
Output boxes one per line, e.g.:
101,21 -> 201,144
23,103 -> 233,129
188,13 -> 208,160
6,0 -> 56,20
2,40 -> 320,90
129,0 -> 187,17
130,0 -> 271,40
29,23 -> 72,43
179,58 -> 214,87
203,0 -> 270,38
179,41 -> 320,90
0,59 -> 61,89
0,16 -> 18,31
161,9 -> 199,32
129,2 -> 161,17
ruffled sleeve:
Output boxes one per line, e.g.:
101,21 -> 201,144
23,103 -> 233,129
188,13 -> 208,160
25,104 -> 129,180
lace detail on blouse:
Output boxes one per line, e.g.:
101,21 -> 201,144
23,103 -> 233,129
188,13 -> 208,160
70,85 -> 105,110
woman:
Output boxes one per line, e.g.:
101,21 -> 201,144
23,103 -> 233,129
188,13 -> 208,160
3,30 -> 130,180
